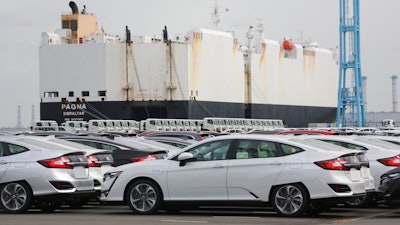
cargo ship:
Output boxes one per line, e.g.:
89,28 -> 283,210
39,1 -> 339,128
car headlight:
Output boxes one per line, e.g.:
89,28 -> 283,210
103,171 -> 122,182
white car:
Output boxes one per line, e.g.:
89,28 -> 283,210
101,134 -> 367,217
364,135 -> 400,147
297,135 -> 400,206
0,136 -> 95,213
42,137 -> 114,197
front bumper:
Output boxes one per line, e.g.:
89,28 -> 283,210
378,174 -> 400,201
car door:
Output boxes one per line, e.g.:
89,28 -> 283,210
0,143 -> 10,180
227,139 -> 285,201
166,139 -> 232,200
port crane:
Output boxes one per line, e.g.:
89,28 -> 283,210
336,0 -> 366,127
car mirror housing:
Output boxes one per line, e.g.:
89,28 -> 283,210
178,152 -> 195,166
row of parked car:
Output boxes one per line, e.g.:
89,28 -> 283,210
0,130 -> 399,217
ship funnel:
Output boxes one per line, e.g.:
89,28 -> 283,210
163,26 -> 169,43
69,1 -> 79,14
125,26 -> 131,43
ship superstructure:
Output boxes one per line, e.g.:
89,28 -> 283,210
39,2 -> 339,127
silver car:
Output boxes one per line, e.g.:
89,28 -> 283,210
0,136 -> 95,213
29,136 -> 115,208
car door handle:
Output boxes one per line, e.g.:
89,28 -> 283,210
212,164 -> 224,168
271,162 -> 283,165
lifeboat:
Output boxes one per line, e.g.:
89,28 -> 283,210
283,40 -> 294,51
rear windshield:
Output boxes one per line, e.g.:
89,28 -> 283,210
49,139 -> 97,149
291,138 -> 351,151
355,138 -> 400,149
18,138 -> 72,150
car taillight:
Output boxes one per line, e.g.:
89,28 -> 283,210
87,155 -> 101,167
130,155 -> 157,163
38,156 -> 73,169
314,157 -> 350,171
377,155 -> 400,166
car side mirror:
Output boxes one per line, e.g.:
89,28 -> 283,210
178,152 -> 195,166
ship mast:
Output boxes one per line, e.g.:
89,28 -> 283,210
211,0 -> 221,30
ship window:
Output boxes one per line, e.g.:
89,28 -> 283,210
62,20 -> 69,29
70,20 -> 78,31
69,91 -> 74,97
44,92 -> 59,98
98,91 -> 106,97
82,91 -> 89,97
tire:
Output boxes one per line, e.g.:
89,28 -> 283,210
125,179 -> 162,215
271,184 -> 310,217
0,182 -> 33,214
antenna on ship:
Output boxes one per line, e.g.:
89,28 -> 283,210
211,0 -> 221,30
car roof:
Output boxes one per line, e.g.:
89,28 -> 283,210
137,131 -> 203,141
298,135 -> 400,150
166,134 -> 361,159
0,135 -> 86,155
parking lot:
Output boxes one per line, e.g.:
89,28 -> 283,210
1,204 -> 400,225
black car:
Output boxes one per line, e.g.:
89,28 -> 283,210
57,136 -> 167,166
378,167 -> 400,206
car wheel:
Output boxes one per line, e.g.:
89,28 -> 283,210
0,182 -> 33,214
271,184 -> 309,217
126,179 -> 162,215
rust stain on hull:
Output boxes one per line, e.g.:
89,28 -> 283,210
190,32 -> 203,93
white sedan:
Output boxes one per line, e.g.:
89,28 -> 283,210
100,134 -> 367,217
295,135 -> 400,207
0,136 -> 95,213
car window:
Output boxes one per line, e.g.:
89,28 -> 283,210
280,143 -> 303,155
72,140 -> 99,149
99,143 -> 121,151
0,143 -> 4,156
235,140 -> 279,159
73,140 -> 121,151
6,143 -> 29,155
187,140 -> 231,161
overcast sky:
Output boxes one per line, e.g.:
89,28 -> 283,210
0,0 -> 399,128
